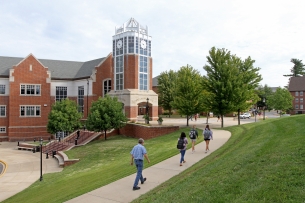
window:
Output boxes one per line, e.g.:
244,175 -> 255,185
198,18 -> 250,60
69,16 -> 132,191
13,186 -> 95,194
128,36 -> 134,53
148,40 -> 151,56
0,106 -> 6,117
78,86 -> 84,113
0,85 -> 5,94
56,131 -> 69,139
295,98 -> 299,103
300,105 -> 303,109
301,98 -> 303,103
124,37 -> 127,54
295,92 -> 299,96
20,105 -> 40,117
139,56 -> 148,90
56,86 -> 67,101
112,40 -> 115,57
103,80 -> 111,96
300,91 -> 304,96
135,37 -> 139,54
115,56 -> 123,90
116,38 -> 123,55
0,127 -> 6,133
295,104 -> 299,109
140,39 -> 147,55
20,84 -> 41,95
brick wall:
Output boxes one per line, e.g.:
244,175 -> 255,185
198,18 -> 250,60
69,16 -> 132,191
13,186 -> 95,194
0,96 -> 9,136
124,55 -> 138,89
119,123 -> 179,140
9,55 -> 51,140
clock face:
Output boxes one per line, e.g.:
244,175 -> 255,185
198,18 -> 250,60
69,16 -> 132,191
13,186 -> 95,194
140,40 -> 147,49
117,40 -> 122,49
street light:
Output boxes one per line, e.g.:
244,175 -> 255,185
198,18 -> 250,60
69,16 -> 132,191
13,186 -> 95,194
40,138 -> 43,181
87,79 -> 89,118
146,98 -> 149,124
263,98 -> 266,120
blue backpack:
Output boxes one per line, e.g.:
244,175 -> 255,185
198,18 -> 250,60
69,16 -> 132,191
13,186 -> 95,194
203,129 -> 210,139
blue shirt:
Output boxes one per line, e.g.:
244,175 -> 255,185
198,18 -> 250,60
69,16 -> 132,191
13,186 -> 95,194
130,144 -> 147,160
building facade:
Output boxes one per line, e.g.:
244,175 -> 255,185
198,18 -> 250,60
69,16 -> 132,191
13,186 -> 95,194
0,18 -> 158,141
288,76 -> 305,115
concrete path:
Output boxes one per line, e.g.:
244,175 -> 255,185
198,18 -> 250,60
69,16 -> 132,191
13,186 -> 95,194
66,129 -> 231,203
0,142 -> 62,202
0,116 -> 253,202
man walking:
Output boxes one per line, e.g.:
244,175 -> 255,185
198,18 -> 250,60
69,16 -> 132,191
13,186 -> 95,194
130,138 -> 150,190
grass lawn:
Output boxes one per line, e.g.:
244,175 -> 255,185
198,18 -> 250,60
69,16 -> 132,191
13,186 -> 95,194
4,115 -> 305,202
132,115 -> 305,202
3,127 -> 202,203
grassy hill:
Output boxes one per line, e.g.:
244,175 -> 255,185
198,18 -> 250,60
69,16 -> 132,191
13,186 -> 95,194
4,115 -> 305,202
133,115 -> 305,202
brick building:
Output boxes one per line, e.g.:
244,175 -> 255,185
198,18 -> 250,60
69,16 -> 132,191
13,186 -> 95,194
288,76 -> 305,115
0,18 -> 158,141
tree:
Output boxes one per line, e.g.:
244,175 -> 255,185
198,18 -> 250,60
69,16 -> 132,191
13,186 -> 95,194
202,47 -> 262,127
283,58 -> 305,77
268,87 -> 293,116
256,85 -> 274,110
47,98 -> 82,135
234,56 -> 262,124
86,95 -> 128,140
172,65 -> 206,126
157,70 -> 177,117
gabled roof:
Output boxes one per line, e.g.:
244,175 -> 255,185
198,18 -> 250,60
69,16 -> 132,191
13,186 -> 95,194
152,76 -> 159,87
0,56 -> 106,79
288,76 -> 305,91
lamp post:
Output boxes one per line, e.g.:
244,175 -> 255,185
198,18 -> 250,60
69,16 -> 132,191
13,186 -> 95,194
254,104 -> 257,122
87,79 -> 89,118
263,97 -> 266,120
40,138 -> 43,181
146,98 -> 149,124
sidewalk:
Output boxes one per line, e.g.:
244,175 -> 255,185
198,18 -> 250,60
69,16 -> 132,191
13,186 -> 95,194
66,117 -> 237,203
0,142 -> 63,202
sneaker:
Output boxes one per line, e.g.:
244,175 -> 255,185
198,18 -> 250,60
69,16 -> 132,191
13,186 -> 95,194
141,178 -> 146,184
183,160 -> 186,163
133,186 -> 141,190
180,164 -> 182,166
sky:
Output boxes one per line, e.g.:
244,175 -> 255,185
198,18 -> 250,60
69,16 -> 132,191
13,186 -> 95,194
1,0 -> 305,88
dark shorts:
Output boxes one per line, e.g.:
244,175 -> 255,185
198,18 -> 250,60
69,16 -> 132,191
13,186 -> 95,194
204,139 -> 210,141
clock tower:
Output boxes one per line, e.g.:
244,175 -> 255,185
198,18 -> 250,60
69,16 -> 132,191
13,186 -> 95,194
108,18 -> 158,121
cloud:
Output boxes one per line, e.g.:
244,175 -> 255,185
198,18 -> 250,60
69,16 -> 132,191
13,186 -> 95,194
0,0 -> 305,88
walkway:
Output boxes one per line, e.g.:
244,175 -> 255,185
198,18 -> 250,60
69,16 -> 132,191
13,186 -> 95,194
66,129 -> 230,203
0,142 -> 62,202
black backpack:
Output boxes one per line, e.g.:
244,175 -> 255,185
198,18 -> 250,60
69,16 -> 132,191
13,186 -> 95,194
177,138 -> 184,149
189,130 -> 195,139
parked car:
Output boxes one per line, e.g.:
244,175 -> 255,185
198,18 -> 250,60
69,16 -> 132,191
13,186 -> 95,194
240,112 -> 251,119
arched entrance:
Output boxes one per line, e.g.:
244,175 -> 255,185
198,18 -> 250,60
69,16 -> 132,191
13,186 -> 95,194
138,101 -> 151,116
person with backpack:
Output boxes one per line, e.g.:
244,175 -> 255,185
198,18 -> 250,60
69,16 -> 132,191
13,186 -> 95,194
177,132 -> 188,166
189,125 -> 198,153
203,125 -> 213,153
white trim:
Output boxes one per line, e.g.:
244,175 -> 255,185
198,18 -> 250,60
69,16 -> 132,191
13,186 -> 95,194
19,105 -> 41,117
20,84 -> 41,96
0,105 -> 6,117
0,127 -> 6,133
